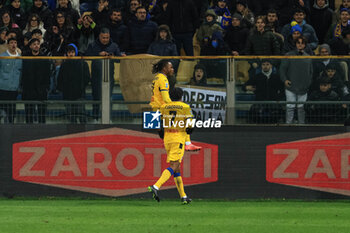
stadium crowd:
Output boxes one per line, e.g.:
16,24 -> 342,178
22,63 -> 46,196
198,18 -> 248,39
0,0 -> 349,124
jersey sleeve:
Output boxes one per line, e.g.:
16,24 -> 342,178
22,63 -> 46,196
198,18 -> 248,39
159,77 -> 169,92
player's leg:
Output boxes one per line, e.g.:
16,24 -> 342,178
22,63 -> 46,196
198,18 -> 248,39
173,165 -> 191,204
148,143 -> 180,201
185,134 -> 202,151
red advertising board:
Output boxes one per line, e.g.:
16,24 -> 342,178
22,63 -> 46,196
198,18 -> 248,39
13,128 -> 218,197
267,133 -> 350,196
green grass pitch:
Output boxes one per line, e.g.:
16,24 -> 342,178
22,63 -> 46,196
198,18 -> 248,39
1,198 -> 350,233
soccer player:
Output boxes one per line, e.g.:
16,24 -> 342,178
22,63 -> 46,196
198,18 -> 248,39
148,87 -> 193,204
150,59 -> 201,151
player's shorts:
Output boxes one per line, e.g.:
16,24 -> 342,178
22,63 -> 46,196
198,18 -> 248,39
164,142 -> 185,163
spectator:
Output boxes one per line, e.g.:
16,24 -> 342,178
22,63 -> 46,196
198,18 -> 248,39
196,9 -> 222,47
243,59 -> 284,123
200,30 -> 230,83
20,31 -> 32,54
0,26 -> 8,53
105,8 -> 129,54
166,0 -> 199,56
31,28 -> 50,55
307,76 -> 340,123
147,24 -> 177,56
92,0 -> 111,26
127,6 -> 157,54
275,0 -> 311,27
312,44 -> 345,82
280,36 -> 313,124
224,13 -> 249,56
22,13 -> 46,36
332,0 -> 350,23
44,11 -> 77,56
328,27 -> 350,55
310,0 -> 333,44
245,16 -> 280,55
124,0 -> 141,24
76,12 -> 98,55
310,0 -> 335,10
54,0 -> 80,26
326,8 -> 350,42
234,0 -> 254,29
0,37 -> 22,123
6,0 -> 26,30
21,38 -> 51,123
57,44 -> 90,123
200,30 -> 230,55
27,0 -> 53,30
85,27 -> 122,121
266,8 -> 281,33
282,24 -> 314,54
281,8 -> 319,50
211,0 -> 231,30
0,10 -> 22,42
189,63 -> 207,86
80,0 -> 99,14
149,0 -> 168,26
319,62 -> 349,99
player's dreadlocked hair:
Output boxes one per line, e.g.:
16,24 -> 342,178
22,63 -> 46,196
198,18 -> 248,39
152,59 -> 170,74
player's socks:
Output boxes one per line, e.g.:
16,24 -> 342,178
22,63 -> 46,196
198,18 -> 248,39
185,135 -> 191,145
155,167 -> 174,189
174,172 -> 187,198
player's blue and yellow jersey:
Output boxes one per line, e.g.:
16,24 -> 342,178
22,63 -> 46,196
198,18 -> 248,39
160,101 -> 193,144
150,73 -> 171,110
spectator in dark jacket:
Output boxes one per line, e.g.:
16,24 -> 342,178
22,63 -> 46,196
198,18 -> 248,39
149,0 -> 169,26
147,24 -> 177,56
21,38 -> 51,123
275,0 -> 311,26
27,0 -> 53,30
54,0 -> 80,26
127,6 -> 157,54
124,0 -> 141,24
92,0 -> 111,26
57,44 -> 91,123
266,8 -> 282,33
233,0 -> 254,29
44,11 -> 77,56
105,8 -> 129,53
243,59 -> 284,123
6,0 -> 26,30
166,0 -> 199,56
224,13 -> 249,56
307,76 -> 340,123
245,16 -> 280,55
85,28 -> 122,121
310,0 -> 333,44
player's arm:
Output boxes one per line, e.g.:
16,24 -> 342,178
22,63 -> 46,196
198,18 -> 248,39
161,90 -> 171,103
160,77 -> 172,103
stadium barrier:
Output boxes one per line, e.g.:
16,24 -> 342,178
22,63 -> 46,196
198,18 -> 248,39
1,125 -> 350,199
